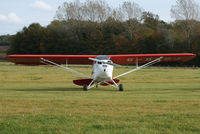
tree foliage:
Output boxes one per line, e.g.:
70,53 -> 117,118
171,0 -> 200,20
0,35 -> 12,46
7,0 -> 200,66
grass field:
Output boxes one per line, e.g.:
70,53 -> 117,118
0,62 -> 200,134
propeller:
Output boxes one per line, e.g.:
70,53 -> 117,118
89,58 -> 120,67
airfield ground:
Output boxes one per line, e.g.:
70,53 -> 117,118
0,62 -> 200,134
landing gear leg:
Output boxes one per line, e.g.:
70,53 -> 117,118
83,79 -> 94,91
83,85 -> 88,91
119,84 -> 124,91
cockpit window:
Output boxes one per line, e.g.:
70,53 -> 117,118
98,62 -> 102,64
96,55 -> 110,60
107,60 -> 112,64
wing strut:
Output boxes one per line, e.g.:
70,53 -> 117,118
40,58 -> 90,78
114,57 -> 163,79
136,58 -> 138,68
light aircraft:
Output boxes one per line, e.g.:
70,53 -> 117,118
5,53 -> 196,91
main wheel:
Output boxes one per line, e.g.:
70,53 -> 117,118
83,85 -> 88,91
119,84 -> 124,91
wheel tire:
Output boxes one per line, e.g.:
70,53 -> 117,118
119,84 -> 124,91
83,85 -> 88,91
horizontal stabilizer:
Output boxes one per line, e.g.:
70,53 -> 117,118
101,79 -> 120,86
73,79 -> 93,86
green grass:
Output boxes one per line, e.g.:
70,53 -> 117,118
0,62 -> 200,134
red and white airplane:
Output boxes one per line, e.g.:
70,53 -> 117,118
5,53 -> 196,91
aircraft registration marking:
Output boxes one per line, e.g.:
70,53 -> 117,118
127,58 -> 134,62
145,58 -> 152,61
163,57 -> 172,61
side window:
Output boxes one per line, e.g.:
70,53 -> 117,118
107,60 -> 112,64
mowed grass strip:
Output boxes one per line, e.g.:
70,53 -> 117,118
0,62 -> 200,134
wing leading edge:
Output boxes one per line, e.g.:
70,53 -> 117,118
109,53 -> 196,65
5,55 -> 96,65
5,53 -> 196,65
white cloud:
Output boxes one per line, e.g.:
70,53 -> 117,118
0,14 -> 7,22
31,1 -> 53,12
8,12 -> 22,24
0,12 -> 22,24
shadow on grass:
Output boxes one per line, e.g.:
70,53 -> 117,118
14,87 -> 118,92
14,87 -> 83,92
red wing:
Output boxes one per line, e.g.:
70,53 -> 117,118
5,55 -> 96,65
109,53 -> 196,65
5,53 -> 196,65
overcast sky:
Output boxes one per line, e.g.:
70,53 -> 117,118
0,0 -> 199,35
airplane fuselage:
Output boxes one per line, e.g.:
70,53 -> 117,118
93,60 -> 113,83
90,55 -> 114,83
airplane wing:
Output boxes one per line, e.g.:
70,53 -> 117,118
5,53 -> 196,80
5,53 -> 196,65
109,53 -> 196,65
5,55 -> 96,65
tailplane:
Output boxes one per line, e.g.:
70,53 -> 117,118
73,78 -> 120,86
73,79 -> 93,86
100,79 -> 120,86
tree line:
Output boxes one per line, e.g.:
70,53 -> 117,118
7,0 -> 200,66
0,35 -> 12,46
